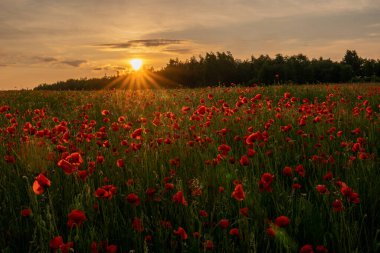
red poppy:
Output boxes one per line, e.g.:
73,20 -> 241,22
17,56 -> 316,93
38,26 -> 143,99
316,245 -> 328,253
231,184 -> 245,201
199,210 -> 208,217
282,166 -> 293,176
332,199 -> 344,212
266,227 -> 276,237
219,219 -> 229,229
240,207 -> 249,217
299,244 -> 314,253
126,193 -> 141,206
246,131 -> 262,145
95,185 -> 117,200
295,164 -> 305,177
259,173 -> 275,192
116,159 -> 124,168
33,173 -> 51,195
274,216 -> 290,227
239,155 -> 249,166
229,228 -> 239,236
21,208 -> 32,217
316,185 -> 329,194
204,240 -> 214,250
106,245 -> 118,253
132,217 -> 144,232
67,209 -> 86,229
174,227 -> 188,240
49,236 -> 74,253
131,128 -> 143,139
172,191 -> 188,206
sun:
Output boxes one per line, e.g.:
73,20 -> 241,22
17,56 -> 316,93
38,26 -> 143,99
130,58 -> 143,71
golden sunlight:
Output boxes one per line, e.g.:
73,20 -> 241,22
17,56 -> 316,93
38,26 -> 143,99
130,58 -> 143,71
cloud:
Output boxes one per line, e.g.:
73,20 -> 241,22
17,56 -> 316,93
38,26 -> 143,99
60,60 -> 87,67
34,56 -> 58,63
99,39 -> 184,49
162,47 -> 193,54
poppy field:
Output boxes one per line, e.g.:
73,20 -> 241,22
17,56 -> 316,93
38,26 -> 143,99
0,84 -> 379,252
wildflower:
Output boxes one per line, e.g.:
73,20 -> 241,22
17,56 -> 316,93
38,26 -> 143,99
259,173 -> 275,192
219,219 -> 229,229
21,208 -> 32,217
239,155 -> 249,166
231,184 -> 245,201
174,227 -> 188,240
33,173 -> 51,195
299,244 -> 314,253
274,216 -> 290,227
49,236 -> 74,253
204,240 -> 214,250
132,217 -> 144,232
240,207 -> 249,217
332,199 -> 344,212
67,209 -> 86,229
229,228 -> 239,236
316,185 -> 329,194
172,191 -> 188,206
126,193 -> 141,206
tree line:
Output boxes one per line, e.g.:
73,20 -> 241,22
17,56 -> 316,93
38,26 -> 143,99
34,50 -> 380,90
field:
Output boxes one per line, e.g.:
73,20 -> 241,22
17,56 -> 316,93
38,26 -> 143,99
0,84 -> 379,252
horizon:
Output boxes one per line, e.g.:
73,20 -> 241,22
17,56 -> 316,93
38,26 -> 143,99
1,0 -> 380,90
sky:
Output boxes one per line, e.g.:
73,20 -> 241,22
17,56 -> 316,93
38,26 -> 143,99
0,0 -> 379,90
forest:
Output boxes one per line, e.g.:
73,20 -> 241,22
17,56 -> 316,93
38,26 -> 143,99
34,50 -> 380,90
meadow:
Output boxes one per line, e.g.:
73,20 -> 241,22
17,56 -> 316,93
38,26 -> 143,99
0,84 -> 379,252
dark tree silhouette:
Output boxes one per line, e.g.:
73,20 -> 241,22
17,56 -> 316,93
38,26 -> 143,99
34,50 -> 380,90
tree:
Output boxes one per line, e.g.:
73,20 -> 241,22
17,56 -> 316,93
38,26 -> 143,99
342,50 -> 363,77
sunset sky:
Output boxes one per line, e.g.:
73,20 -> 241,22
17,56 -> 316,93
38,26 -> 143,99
1,0 -> 379,90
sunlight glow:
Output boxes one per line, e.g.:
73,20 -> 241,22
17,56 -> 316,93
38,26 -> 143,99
130,59 -> 143,71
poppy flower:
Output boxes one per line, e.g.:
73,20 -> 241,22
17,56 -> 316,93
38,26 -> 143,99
132,217 -> 144,232
199,210 -> 208,217
299,244 -> 314,253
295,165 -> 305,177
219,219 -> 229,229
204,240 -> 214,250
106,245 -> 118,253
332,199 -> 344,212
316,185 -> 329,194
316,245 -> 328,253
239,155 -> 249,166
49,236 -> 74,253
172,191 -> 188,206
266,227 -> 276,237
67,209 -> 86,229
246,131 -> 262,145
33,173 -> 51,195
21,208 -> 32,217
259,173 -> 275,192
240,207 -> 249,217
282,166 -> 293,176
95,185 -> 117,200
174,227 -> 188,240
126,193 -> 141,206
116,159 -> 124,168
131,128 -> 143,139
231,184 -> 245,201
229,228 -> 239,236
274,216 -> 290,227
